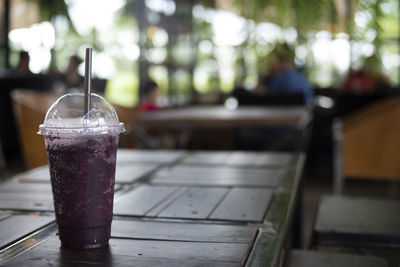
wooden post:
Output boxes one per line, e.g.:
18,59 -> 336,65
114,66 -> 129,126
135,0 -> 149,100
333,119 -> 343,194
3,0 -> 10,69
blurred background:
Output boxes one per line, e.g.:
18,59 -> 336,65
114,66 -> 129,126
0,0 -> 399,174
1,0 -> 398,104
1,1 -> 400,261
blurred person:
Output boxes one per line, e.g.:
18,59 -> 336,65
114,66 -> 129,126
138,80 -> 160,112
256,44 -> 313,105
340,55 -> 391,92
64,55 -> 84,89
233,44 -> 312,151
3,51 -> 32,76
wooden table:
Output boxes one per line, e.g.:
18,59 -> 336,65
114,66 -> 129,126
137,106 -> 311,150
0,149 -> 305,266
137,106 -> 310,129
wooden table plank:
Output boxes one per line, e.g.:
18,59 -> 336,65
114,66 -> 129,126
0,182 -> 52,194
111,219 -> 257,243
4,256 -> 236,267
285,250 -> 389,267
0,192 -> 54,211
315,195 -> 400,236
210,188 -> 273,222
2,181 -> 121,194
152,165 -> 285,187
225,152 -> 293,167
246,154 -> 304,267
18,166 -> 50,183
145,187 -> 187,217
182,152 -> 230,165
183,151 -> 292,167
0,215 -> 54,249
0,212 -> 11,222
115,163 -> 160,184
157,187 -> 229,219
94,237 -> 250,263
0,150 -> 303,267
224,152 -> 259,166
254,152 -> 292,167
3,235 -> 249,266
17,163 -> 156,185
117,149 -> 186,164
113,185 -> 179,216
138,106 -> 309,128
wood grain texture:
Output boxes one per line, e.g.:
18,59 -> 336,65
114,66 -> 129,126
137,106 -> 309,128
115,163 -> 160,184
183,151 -> 292,167
0,150 -> 304,267
253,152 -> 293,167
145,187 -> 187,217
3,235 -> 249,266
315,195 -> 400,236
0,192 -> 54,211
17,163 -> 155,185
225,152 -> 259,166
157,187 -> 229,219
285,250 -> 388,267
342,97 -> 400,180
111,219 -> 257,243
117,149 -> 186,164
113,185 -> 179,216
0,215 -> 54,248
182,152 -> 230,165
0,182 -> 52,194
209,188 -> 273,222
18,165 -> 50,183
11,90 -> 56,169
0,212 -> 11,222
152,165 -> 285,187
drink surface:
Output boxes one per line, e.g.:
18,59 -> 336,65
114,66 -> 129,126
45,134 -> 119,249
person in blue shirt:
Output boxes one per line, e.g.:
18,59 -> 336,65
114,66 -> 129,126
256,44 -> 314,106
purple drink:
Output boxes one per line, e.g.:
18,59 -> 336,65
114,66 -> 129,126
38,93 -> 125,249
45,134 -> 118,249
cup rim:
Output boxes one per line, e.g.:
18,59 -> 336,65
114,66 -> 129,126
38,122 -> 125,135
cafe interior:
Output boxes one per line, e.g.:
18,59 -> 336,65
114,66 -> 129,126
0,0 -> 399,266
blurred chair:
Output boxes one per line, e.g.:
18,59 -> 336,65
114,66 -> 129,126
111,104 -> 138,148
311,97 -> 400,249
0,75 -> 58,159
11,89 -> 57,169
334,97 -> 400,192
284,249 -> 388,267
312,195 -> 400,248
112,103 -> 163,149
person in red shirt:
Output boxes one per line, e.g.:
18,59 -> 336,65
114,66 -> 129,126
138,80 -> 160,112
340,55 -> 391,92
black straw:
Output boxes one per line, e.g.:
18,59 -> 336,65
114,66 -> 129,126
84,48 -> 92,115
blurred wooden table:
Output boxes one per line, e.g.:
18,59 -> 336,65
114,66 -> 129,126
0,149 -> 305,266
137,106 -> 310,129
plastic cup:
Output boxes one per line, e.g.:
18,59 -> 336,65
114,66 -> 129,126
38,93 -> 124,249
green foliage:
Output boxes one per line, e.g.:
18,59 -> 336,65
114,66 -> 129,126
106,71 -> 139,107
233,0 -> 333,32
355,0 -> 398,59
26,0 -> 77,33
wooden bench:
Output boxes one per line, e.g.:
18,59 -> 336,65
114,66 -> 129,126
312,195 -> 400,248
285,250 -> 388,267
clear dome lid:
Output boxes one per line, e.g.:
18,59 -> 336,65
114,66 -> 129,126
38,93 -> 125,136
